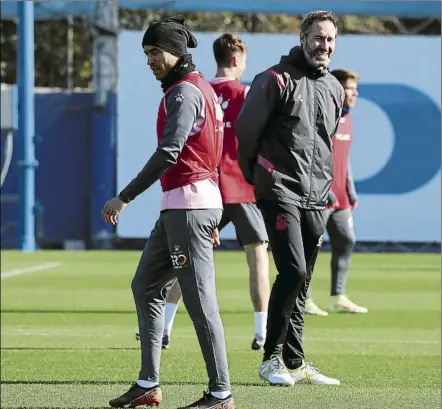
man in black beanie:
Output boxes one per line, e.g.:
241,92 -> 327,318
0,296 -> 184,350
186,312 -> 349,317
104,16 -> 234,409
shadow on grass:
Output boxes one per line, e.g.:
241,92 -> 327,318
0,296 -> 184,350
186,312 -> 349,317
2,379 -> 266,387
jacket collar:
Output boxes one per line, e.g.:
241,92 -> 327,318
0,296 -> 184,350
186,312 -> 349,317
280,46 -> 329,78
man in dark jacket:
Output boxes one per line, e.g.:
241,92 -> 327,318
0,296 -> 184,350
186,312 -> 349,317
236,10 -> 344,386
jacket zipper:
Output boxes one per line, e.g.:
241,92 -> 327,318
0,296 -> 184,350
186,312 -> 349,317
306,80 -> 317,207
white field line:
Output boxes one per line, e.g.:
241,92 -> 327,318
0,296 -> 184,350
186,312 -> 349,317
1,262 -> 63,280
1,329 -> 439,345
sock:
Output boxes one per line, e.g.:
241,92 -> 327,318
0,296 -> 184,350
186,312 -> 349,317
210,390 -> 231,399
254,311 -> 267,341
137,380 -> 159,389
164,302 -> 179,336
333,294 -> 346,302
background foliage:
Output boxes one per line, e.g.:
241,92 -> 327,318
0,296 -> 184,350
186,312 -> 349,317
1,10 -> 440,88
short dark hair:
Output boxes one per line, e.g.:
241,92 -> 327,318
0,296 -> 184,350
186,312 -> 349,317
331,69 -> 360,85
213,33 -> 247,67
300,10 -> 339,36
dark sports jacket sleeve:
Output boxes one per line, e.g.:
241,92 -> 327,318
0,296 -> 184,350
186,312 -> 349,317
118,83 -> 203,203
236,71 -> 282,185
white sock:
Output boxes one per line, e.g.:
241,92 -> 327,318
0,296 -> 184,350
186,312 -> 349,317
254,311 -> 267,341
210,390 -> 231,399
164,302 -> 179,336
137,379 -> 159,389
335,294 -> 346,302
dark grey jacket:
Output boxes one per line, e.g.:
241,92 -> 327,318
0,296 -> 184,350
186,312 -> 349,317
236,47 -> 344,210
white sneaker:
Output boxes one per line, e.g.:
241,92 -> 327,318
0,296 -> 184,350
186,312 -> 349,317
259,355 -> 295,386
334,295 -> 368,313
290,362 -> 341,385
305,299 -> 329,316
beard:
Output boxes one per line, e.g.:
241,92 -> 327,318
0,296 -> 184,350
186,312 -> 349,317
303,45 -> 331,68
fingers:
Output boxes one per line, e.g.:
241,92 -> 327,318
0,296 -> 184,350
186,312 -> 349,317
102,205 -> 119,225
212,229 -> 220,247
110,212 -> 119,225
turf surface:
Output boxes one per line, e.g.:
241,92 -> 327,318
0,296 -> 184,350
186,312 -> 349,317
1,250 -> 440,409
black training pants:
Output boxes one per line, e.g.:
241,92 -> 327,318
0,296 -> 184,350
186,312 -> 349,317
258,199 -> 326,370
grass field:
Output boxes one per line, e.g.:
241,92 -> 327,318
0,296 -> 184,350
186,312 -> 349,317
1,250 -> 440,409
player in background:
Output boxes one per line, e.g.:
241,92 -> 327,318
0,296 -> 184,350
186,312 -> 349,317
305,69 -> 368,316
155,33 -> 271,351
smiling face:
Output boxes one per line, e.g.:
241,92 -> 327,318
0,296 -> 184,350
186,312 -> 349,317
301,19 -> 337,69
144,45 -> 180,80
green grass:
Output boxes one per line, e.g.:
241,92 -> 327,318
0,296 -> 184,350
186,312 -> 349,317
1,250 -> 440,409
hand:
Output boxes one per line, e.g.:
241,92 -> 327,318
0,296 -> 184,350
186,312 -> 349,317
349,195 -> 358,209
327,191 -> 339,207
102,197 -> 127,225
212,228 -> 220,248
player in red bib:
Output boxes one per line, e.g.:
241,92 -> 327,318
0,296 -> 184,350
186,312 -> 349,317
305,69 -> 368,316
160,34 -> 271,351
103,16 -> 234,409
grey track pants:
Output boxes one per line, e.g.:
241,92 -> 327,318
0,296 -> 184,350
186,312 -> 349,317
307,207 -> 356,298
131,208 -> 231,392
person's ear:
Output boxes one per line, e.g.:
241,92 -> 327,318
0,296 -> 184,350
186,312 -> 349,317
300,33 -> 306,47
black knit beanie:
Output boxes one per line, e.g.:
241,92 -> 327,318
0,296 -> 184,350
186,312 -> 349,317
142,15 -> 198,57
